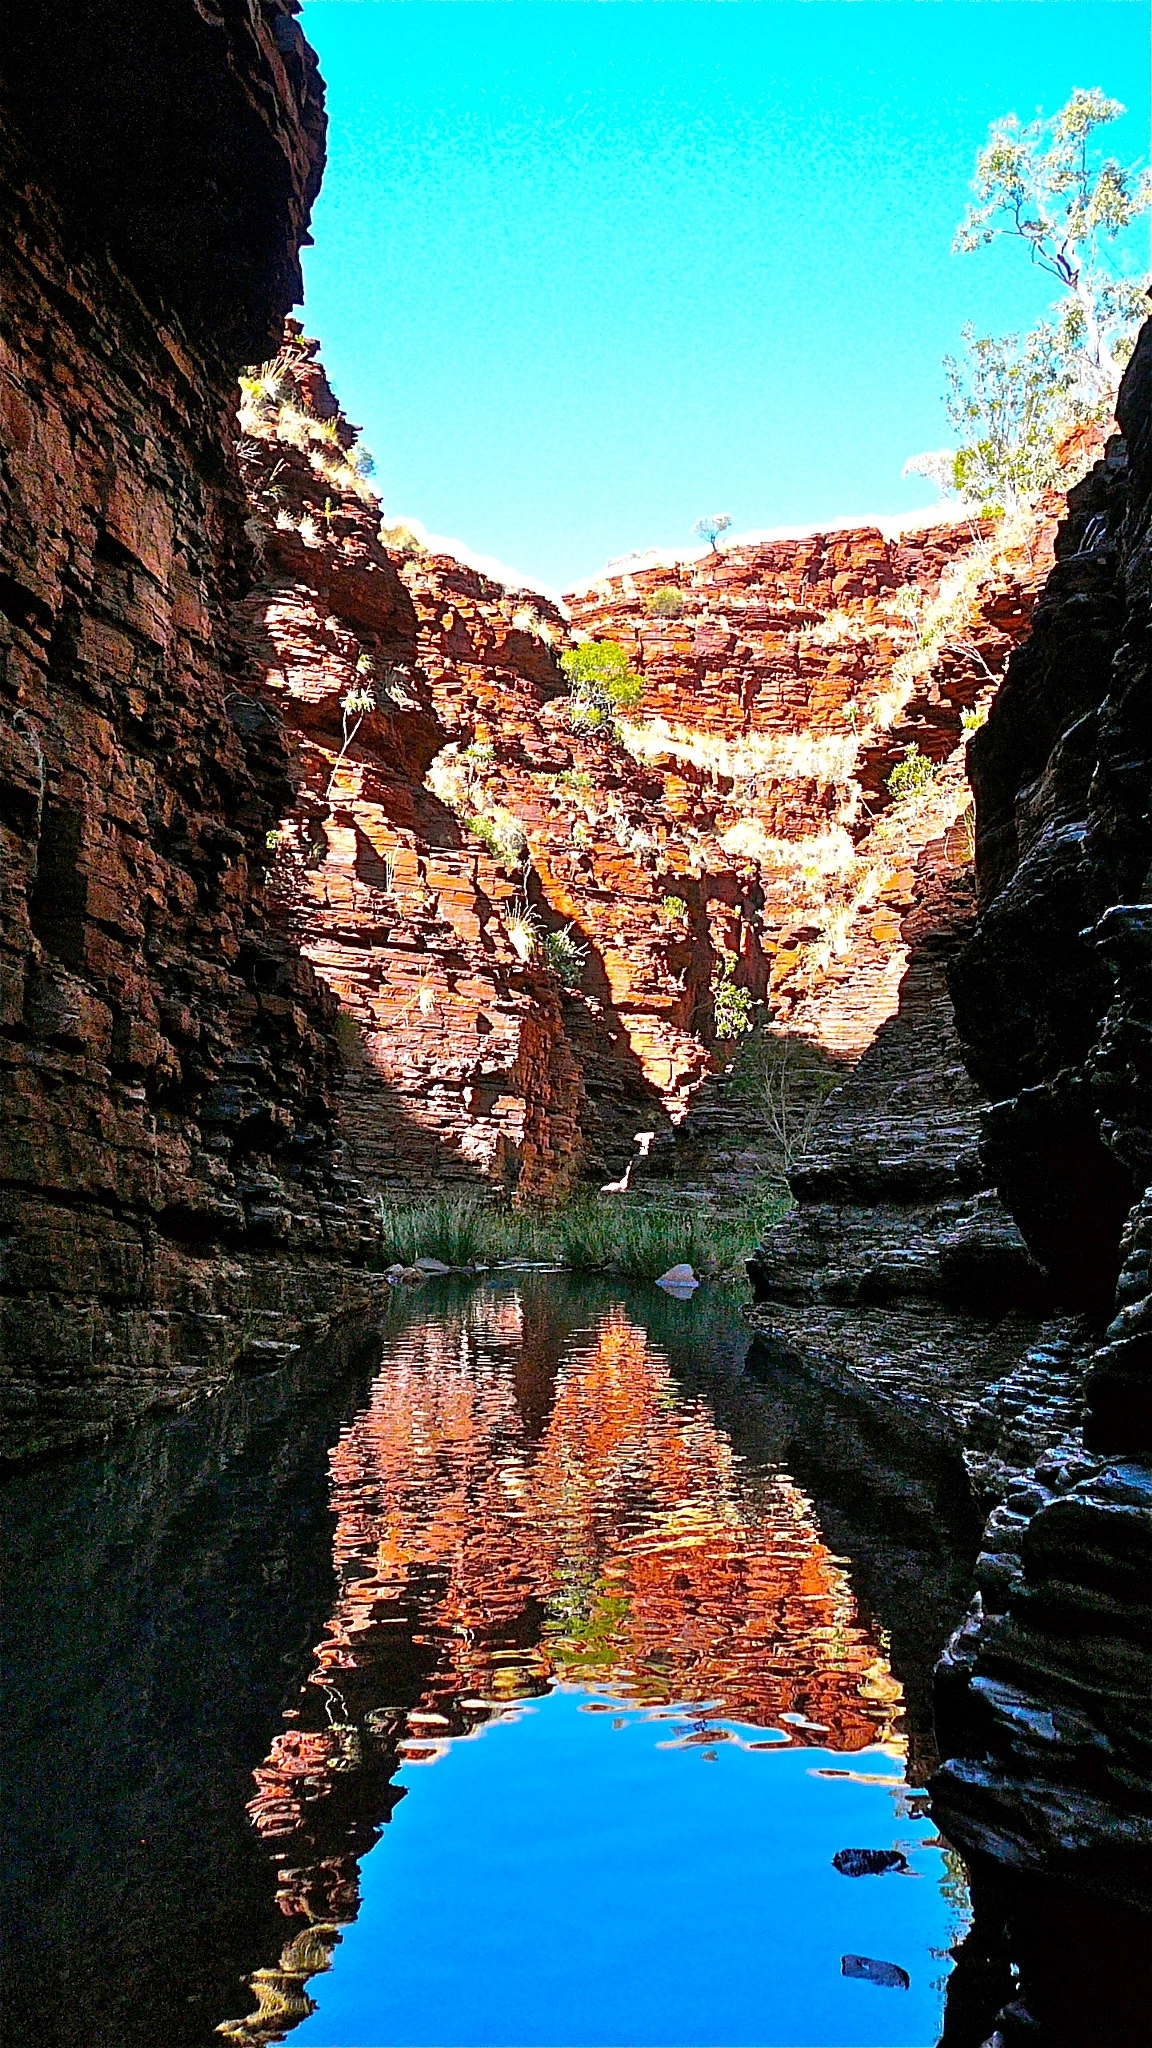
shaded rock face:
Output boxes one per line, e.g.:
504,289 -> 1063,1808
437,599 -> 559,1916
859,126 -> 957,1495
739,336 -> 1152,2027
0,9 -> 385,1461
0,1313 -> 389,2048
927,324 -> 1152,1985
950,355 -> 1152,1316
3,0 -> 326,366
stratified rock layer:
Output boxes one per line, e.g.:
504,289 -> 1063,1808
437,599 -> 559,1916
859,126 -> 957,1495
929,323 -> 1152,1968
568,511 -> 1058,1061
0,9 -> 384,1460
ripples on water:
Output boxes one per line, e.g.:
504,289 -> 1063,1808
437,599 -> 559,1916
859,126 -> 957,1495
218,1284 -> 968,2047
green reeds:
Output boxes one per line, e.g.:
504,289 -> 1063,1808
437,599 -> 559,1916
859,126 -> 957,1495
372,1191 -> 790,1282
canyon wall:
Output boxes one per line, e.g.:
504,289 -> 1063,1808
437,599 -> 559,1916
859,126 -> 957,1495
743,334 -> 1151,2041
930,323 -> 1152,1987
568,509 -> 1058,1059
236,336 -> 1062,1220
0,6 -> 385,1462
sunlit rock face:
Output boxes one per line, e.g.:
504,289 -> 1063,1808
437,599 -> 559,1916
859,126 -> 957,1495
0,7 -> 392,1461
224,1294 -> 906,2042
236,332 -> 1062,1204
566,511 -> 1060,1062
234,335 -> 773,1190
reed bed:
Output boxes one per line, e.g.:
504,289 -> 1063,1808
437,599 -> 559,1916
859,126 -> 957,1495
372,1192 -> 790,1282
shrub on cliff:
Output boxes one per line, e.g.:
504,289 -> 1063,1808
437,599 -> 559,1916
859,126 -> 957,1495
647,586 -> 685,619
468,808 -> 529,870
886,743 -> 939,803
560,640 -> 642,735
712,959 -> 758,1042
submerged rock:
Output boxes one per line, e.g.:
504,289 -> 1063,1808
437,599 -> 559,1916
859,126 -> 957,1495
841,1954 -> 910,1989
832,1847 -> 911,1878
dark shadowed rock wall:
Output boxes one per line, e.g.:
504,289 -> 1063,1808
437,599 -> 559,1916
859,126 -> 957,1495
0,6 -> 385,1461
930,323 -> 1152,2044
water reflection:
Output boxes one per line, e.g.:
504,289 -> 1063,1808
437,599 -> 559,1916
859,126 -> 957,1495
221,1287 -> 933,2046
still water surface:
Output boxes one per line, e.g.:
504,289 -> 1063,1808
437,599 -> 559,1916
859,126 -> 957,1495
1,1278 -> 972,2047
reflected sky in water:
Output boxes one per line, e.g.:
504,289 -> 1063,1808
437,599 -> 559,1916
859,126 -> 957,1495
221,1285 -> 967,2046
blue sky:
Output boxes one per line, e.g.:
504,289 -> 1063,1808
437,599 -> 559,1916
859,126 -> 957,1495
297,2 -> 1150,592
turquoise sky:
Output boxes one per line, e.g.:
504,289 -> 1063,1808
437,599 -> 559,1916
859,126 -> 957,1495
297,2 -> 1150,592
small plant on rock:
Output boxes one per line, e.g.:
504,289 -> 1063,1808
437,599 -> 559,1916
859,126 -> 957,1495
712,959 -> 757,1041
662,894 -> 689,922
468,808 -> 529,870
325,683 -> 377,801
648,586 -> 685,619
886,744 -> 939,803
543,925 -> 588,988
505,901 -> 543,962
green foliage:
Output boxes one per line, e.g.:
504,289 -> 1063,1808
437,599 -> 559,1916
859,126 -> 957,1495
712,961 -> 757,1041
556,767 -> 592,792
648,586 -> 685,619
375,1197 -> 532,1269
560,640 -> 643,734
543,925 -> 588,987
905,88 -> 1150,516
467,808 -> 529,869
462,739 -> 495,768
953,326 -> 1079,513
960,704 -> 988,732
955,88 -> 1150,397
886,743 -> 939,802
662,894 -> 689,922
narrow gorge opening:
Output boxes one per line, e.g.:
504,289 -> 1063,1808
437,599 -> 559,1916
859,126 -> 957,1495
1,8 -> 1149,2048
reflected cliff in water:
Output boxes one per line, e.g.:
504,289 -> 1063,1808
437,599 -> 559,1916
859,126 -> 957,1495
220,1286 -> 928,2045
1,1279 -> 979,2048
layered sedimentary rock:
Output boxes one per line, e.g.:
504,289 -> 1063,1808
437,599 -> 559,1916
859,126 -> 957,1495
0,7 -> 384,1461
568,510 -> 1058,1059
234,338 -> 775,1192
929,325 -> 1152,1982
743,332 -> 1151,2038
236,341 -> 1063,1220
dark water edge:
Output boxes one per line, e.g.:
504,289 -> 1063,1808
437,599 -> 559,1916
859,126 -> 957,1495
0,1310 -> 393,2048
0,1274 -> 1124,2048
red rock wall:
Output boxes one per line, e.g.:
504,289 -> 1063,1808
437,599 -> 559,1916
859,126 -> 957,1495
231,335 -> 1065,1208
234,338 -> 772,1193
568,516 -> 1060,1060
0,13 -> 385,1461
